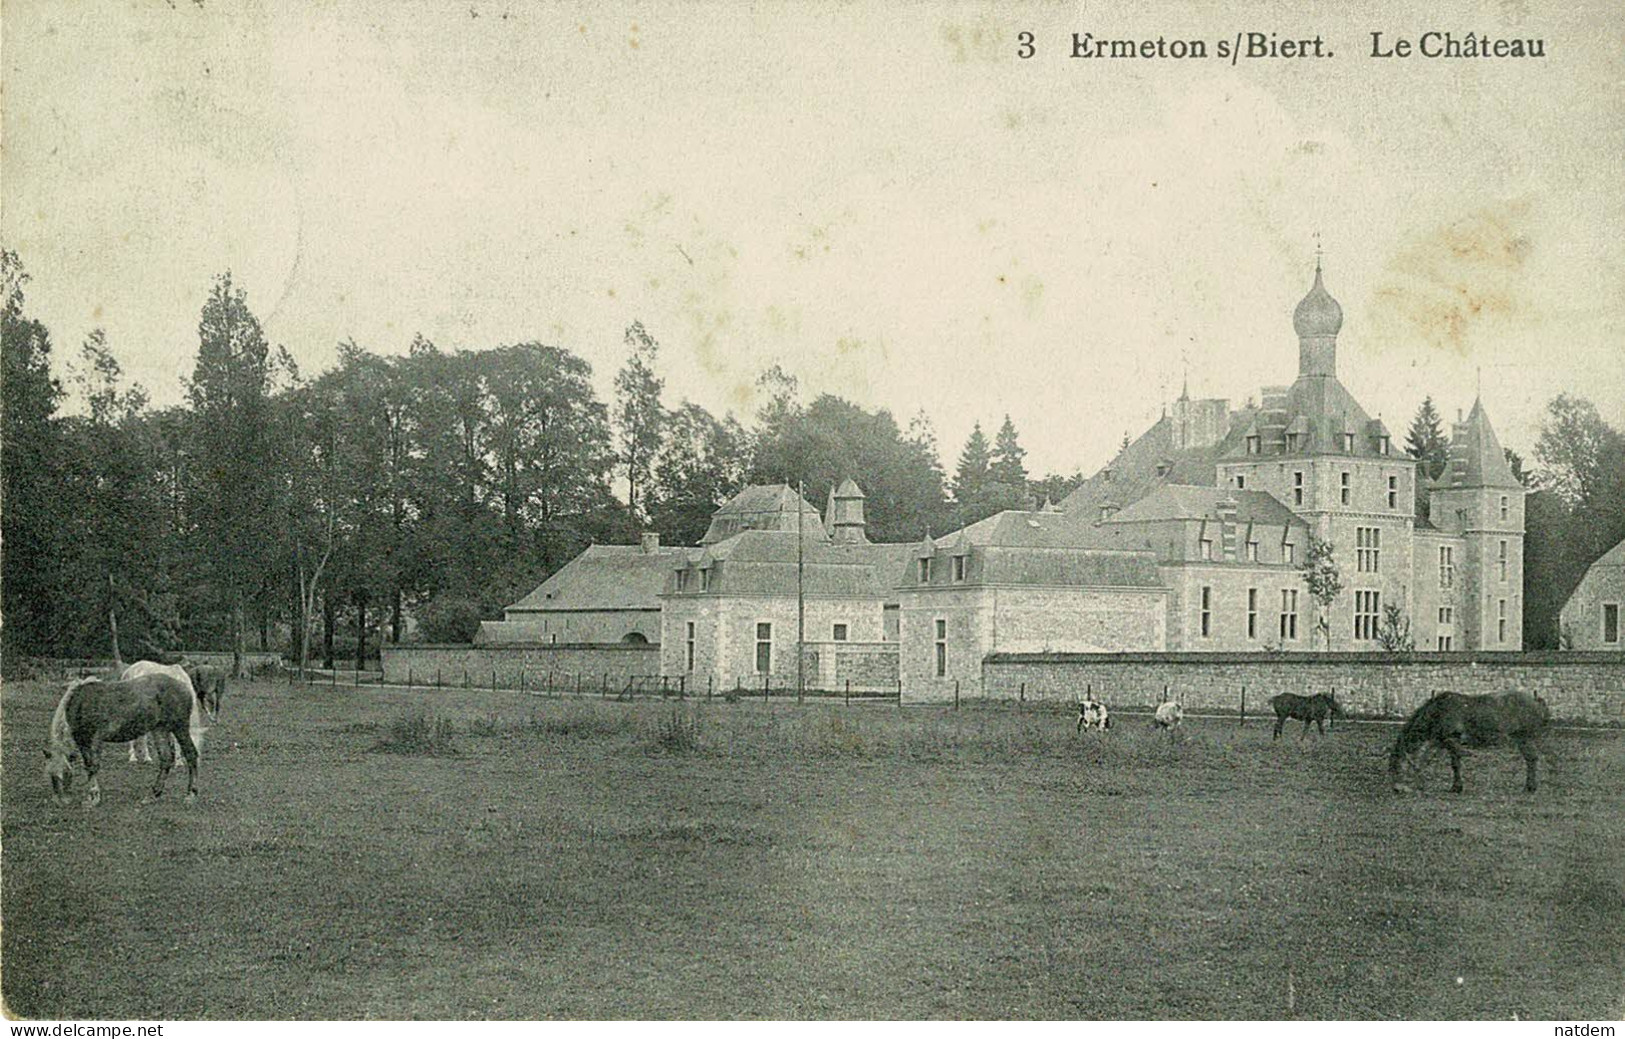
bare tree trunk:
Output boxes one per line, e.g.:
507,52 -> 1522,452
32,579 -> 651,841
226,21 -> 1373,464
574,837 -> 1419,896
108,574 -> 122,666
391,587 -> 403,644
355,590 -> 368,670
323,596 -> 335,670
232,590 -> 246,678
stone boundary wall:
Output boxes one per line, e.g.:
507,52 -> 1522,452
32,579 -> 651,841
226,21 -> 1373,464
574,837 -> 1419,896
381,642 -> 659,690
979,651 -> 1625,725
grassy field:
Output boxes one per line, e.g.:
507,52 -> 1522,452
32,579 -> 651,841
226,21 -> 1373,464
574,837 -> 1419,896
4,676 -> 1623,1020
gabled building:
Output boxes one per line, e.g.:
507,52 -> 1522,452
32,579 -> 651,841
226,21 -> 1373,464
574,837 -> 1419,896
1560,537 -> 1625,650
480,533 -> 680,646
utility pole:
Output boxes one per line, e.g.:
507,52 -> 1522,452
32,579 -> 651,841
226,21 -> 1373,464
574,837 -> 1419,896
797,479 -> 806,703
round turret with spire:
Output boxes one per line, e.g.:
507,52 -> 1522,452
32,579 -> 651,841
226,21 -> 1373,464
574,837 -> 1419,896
1294,256 -> 1342,378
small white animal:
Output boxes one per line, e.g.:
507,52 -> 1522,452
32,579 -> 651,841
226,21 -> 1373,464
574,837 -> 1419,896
1076,699 -> 1111,732
1153,700 -> 1184,730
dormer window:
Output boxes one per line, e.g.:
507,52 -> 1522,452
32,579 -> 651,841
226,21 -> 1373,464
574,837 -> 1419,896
1200,539 -> 1214,560
1286,433 -> 1300,453
676,570 -> 689,592
952,554 -> 966,582
918,558 -> 932,583
1246,435 -> 1261,455
1245,541 -> 1259,562
1342,433 -> 1355,453
699,567 -> 711,592
1283,542 -> 1296,565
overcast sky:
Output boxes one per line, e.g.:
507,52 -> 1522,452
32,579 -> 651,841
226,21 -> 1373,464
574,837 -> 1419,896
5,0 -> 1622,478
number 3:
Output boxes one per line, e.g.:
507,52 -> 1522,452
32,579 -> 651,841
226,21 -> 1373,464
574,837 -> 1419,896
1017,31 -> 1035,59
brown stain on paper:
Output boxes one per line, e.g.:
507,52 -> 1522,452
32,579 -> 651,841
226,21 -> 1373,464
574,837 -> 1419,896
1371,200 -> 1534,355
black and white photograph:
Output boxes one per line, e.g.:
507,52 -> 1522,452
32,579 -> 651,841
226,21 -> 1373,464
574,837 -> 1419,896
2,0 -> 1622,1024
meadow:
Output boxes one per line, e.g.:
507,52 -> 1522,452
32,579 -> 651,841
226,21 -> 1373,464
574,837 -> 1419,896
3,676 -> 1622,1020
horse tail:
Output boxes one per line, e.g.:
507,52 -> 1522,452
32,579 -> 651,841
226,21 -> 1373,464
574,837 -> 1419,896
187,686 -> 207,756
49,679 -> 86,755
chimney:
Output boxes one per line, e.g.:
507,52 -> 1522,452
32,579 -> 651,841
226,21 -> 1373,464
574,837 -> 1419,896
1216,497 -> 1239,560
639,532 -> 661,554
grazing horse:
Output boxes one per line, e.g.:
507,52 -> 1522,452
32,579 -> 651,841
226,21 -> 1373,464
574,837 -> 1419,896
120,660 -> 224,762
1389,691 -> 1550,794
45,673 -> 204,806
1153,700 -> 1184,731
1076,698 -> 1111,732
1270,692 -> 1345,740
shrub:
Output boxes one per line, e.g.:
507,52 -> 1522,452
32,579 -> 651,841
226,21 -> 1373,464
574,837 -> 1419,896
648,708 -> 703,754
371,712 -> 460,757
416,597 -> 486,644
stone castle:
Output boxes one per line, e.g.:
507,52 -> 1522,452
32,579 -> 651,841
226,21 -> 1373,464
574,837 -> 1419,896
490,262 -> 1527,698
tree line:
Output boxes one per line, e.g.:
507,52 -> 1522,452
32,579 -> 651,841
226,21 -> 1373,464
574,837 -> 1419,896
0,254 -> 1080,671
4,251 -> 1618,668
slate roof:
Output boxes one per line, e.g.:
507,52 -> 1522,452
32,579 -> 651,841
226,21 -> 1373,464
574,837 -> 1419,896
1058,410 -> 1255,518
1445,398 -> 1523,489
1108,486 -> 1307,529
700,484 -> 824,544
505,545 -> 685,614
667,530 -> 912,598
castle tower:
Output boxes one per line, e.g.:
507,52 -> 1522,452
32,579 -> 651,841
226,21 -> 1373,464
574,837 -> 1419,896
828,478 -> 869,544
1293,259 -> 1343,379
1429,398 -> 1525,649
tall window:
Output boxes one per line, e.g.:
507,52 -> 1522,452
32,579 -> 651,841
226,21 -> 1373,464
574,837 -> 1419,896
1356,527 -> 1381,573
1604,604 -> 1620,644
1340,471 -> 1351,505
1354,590 -> 1381,641
685,621 -> 696,672
1498,600 -> 1508,643
676,570 -> 689,592
1280,589 -> 1299,640
1247,588 -> 1258,639
1246,435 -> 1260,455
1438,606 -> 1453,627
699,567 -> 711,592
1287,432 -> 1300,453
755,622 -> 772,674
1200,539 -> 1213,561
1500,495 -> 1509,522
1246,540 -> 1259,562
1200,587 -> 1212,638
1293,471 -> 1304,506
1498,540 -> 1508,582
934,619 -> 947,677
1236,474 -> 1247,489
952,555 -> 966,582
1387,475 -> 1398,509
1439,546 -> 1454,588
918,558 -> 932,583
1438,634 -> 1454,651
1283,542 -> 1296,565
1342,433 -> 1355,453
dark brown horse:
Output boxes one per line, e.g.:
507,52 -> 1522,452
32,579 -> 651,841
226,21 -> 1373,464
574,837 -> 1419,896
1388,691 -> 1550,794
1271,692 -> 1345,739
45,673 -> 203,806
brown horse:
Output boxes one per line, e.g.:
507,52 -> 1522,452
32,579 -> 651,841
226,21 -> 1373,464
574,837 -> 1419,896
45,673 -> 203,806
1271,692 -> 1345,739
1388,691 -> 1550,794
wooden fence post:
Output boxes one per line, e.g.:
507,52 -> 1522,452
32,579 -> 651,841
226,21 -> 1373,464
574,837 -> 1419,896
954,680 -> 960,711
407,667 -> 412,692
845,678 -> 851,707
1019,682 -> 1025,712
1240,686 -> 1247,726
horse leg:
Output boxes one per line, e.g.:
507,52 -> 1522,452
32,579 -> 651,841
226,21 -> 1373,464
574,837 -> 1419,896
1272,715 -> 1284,740
128,739 -> 139,764
173,728 -> 200,802
1076,713 -> 1084,735
150,730 -> 176,800
1442,737 -> 1465,793
82,742 -> 102,808
1315,717 -> 1325,736
1516,737 -> 1539,793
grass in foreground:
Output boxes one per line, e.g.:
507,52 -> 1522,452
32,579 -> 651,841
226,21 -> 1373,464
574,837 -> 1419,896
3,678 -> 1622,1019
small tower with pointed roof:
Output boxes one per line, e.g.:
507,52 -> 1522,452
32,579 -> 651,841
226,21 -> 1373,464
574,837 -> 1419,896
827,478 -> 869,544
1429,397 -> 1525,648
1294,256 -> 1343,379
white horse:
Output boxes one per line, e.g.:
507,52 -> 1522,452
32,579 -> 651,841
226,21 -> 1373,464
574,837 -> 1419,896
120,661 -> 208,763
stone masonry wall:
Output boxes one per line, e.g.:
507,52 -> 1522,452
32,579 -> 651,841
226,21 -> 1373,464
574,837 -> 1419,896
981,651 -> 1625,725
381,642 -> 660,690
